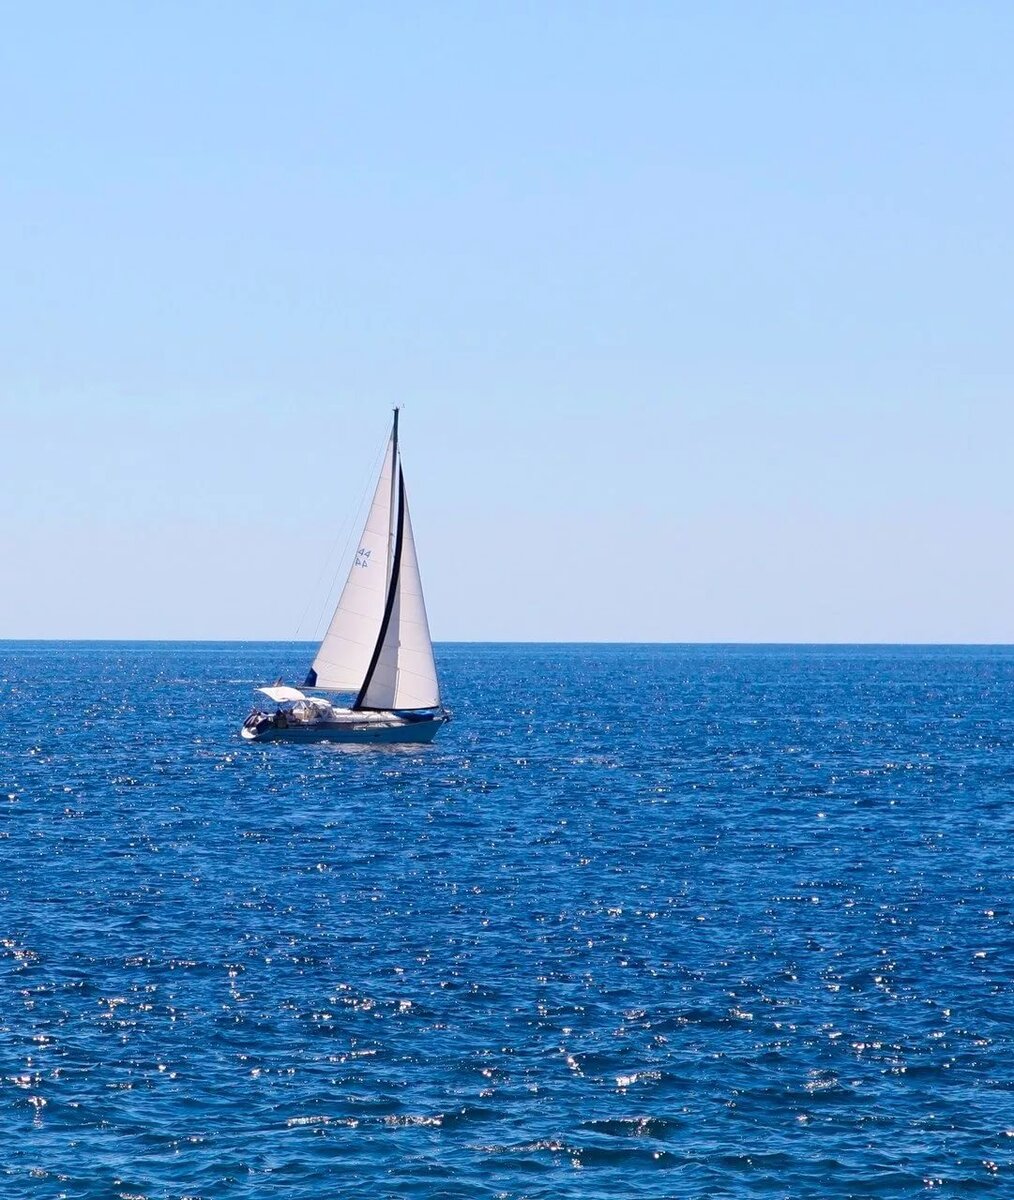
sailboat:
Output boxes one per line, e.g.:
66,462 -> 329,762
241,409 -> 449,744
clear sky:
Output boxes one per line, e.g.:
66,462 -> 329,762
2,2 -> 1012,642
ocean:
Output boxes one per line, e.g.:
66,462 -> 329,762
1,642 -> 1011,1198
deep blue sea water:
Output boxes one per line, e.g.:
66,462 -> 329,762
1,642 -> 1012,1199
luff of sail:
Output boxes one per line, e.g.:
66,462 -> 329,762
356,470 -> 440,711
305,434 -> 395,691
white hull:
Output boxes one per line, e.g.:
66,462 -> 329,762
241,707 -> 446,745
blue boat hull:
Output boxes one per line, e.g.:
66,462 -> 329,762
241,710 -> 446,745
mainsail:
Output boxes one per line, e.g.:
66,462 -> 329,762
356,472 -> 441,710
305,412 -> 440,711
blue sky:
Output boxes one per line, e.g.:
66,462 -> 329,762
2,2 -> 1012,641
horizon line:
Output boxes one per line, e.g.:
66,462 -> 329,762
2,637 -> 1013,648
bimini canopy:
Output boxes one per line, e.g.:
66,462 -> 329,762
257,686 -> 307,703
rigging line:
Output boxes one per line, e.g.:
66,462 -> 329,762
292,427 -> 389,643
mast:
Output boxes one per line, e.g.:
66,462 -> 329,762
387,407 -> 400,587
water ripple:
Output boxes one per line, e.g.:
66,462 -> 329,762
1,641 -> 1012,1197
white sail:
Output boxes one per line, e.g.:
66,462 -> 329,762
357,479 -> 441,711
307,435 -> 395,691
